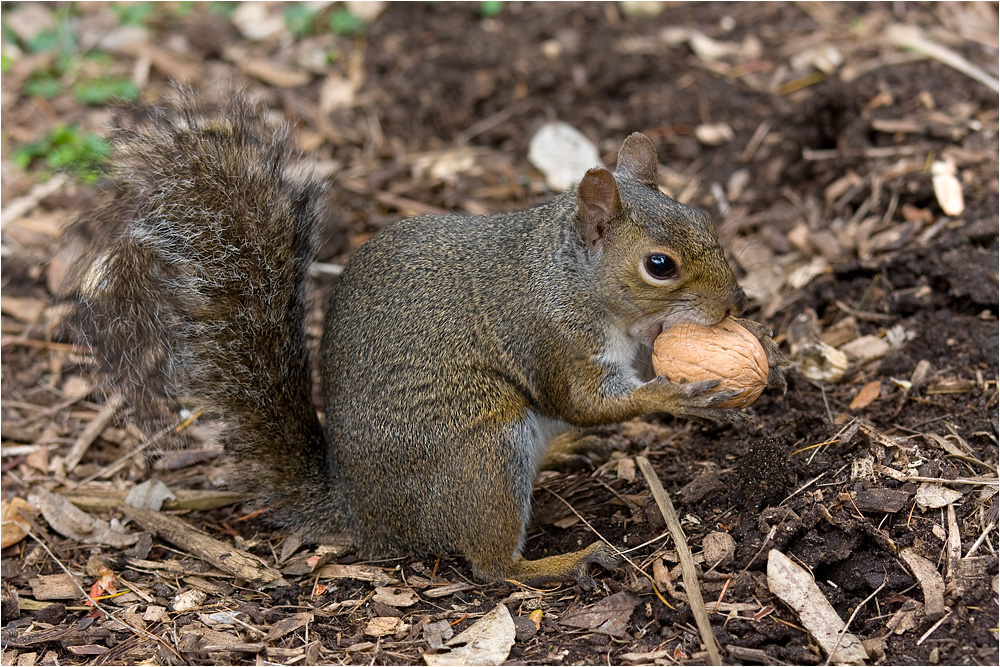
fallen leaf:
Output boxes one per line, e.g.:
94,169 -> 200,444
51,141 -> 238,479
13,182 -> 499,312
34,489 -> 137,549
424,603 -> 515,666
560,591 -> 640,638
899,548 -> 945,620
265,612 -> 314,641
914,483 -> 963,510
0,497 -> 36,548
931,159 -> 965,216
766,550 -> 868,665
849,380 -> 882,410
617,458 -> 637,483
528,121 -> 601,192
172,589 -> 207,612
373,586 -> 419,607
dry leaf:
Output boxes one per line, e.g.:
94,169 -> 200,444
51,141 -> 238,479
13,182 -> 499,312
899,548 -> 946,620
0,497 -> 35,548
914,483 -> 963,510
34,489 -> 138,549
617,457 -> 637,483
424,603 -> 515,666
265,612 -> 314,641
849,380 -> 882,410
172,589 -> 207,612
931,160 -> 965,216
560,591 -> 640,638
766,550 -> 868,665
373,586 -> 419,607
528,121 -> 601,192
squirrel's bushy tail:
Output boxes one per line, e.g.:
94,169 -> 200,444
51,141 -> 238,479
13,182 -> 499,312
70,94 -> 338,534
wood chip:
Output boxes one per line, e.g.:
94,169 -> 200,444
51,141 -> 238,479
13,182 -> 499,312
313,563 -> 398,585
853,488 -> 911,513
28,574 -> 81,601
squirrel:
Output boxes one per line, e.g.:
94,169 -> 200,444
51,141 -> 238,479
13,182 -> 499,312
68,95 -> 785,589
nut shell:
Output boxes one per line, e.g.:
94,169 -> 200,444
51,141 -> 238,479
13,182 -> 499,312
652,318 -> 768,409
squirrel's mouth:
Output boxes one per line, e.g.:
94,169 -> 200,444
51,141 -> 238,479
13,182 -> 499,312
632,309 -> 723,348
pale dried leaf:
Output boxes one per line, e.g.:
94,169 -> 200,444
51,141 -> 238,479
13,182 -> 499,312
849,380 -> 882,410
34,489 -> 138,549
766,550 -> 868,665
171,588 -> 207,612
899,548 -> 946,620
528,121 -> 601,192
374,586 -> 419,607
1,498 -> 35,549
914,483 -> 963,510
125,480 -> 177,512
560,591 -> 640,638
424,603 -> 515,666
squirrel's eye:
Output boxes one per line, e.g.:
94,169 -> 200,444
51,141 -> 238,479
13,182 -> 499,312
644,254 -> 678,281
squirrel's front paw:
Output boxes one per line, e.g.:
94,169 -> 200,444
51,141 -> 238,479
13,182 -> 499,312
648,377 -> 750,425
731,317 -> 789,394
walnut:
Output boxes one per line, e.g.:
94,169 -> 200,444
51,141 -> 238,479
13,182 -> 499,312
652,318 -> 768,409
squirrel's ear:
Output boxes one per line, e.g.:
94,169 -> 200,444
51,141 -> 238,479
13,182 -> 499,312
576,167 -> 622,251
615,133 -> 659,187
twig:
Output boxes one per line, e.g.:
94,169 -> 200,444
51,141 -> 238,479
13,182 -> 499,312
916,610 -> 952,645
965,520 -> 997,558
885,24 -> 1000,93
25,528 -> 183,661
636,456 -> 722,666
536,484 -> 672,606
65,395 -> 124,471
823,575 -> 887,666
0,174 -> 68,229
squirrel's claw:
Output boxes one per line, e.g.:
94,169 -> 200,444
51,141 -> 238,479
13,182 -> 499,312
731,317 -> 789,395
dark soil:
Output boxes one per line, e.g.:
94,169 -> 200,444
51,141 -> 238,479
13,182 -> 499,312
2,2 -> 997,665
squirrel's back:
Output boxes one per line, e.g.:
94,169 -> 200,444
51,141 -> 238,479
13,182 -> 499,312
70,96 -> 339,533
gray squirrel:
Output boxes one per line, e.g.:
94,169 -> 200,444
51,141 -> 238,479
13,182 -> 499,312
70,96 -> 784,587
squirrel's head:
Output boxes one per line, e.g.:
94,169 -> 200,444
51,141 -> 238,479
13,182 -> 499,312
574,133 -> 746,345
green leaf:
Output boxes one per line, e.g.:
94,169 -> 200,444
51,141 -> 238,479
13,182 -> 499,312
112,2 -> 155,26
25,72 -> 62,99
284,4 -> 316,38
12,124 -> 112,182
328,8 -> 366,36
480,1 -> 504,18
73,77 -> 141,105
